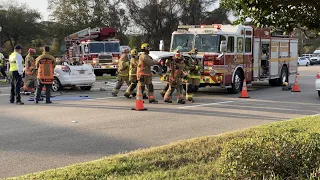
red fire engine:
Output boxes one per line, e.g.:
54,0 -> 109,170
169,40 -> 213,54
169,24 -> 298,94
65,27 -> 121,76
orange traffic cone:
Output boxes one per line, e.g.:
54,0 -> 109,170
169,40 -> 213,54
239,79 -> 250,98
291,75 -> 301,92
132,85 -> 148,111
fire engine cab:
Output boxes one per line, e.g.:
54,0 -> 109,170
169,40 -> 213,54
65,27 -> 121,76
169,24 -> 298,94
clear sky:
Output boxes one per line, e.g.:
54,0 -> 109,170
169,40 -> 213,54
2,0 -> 230,22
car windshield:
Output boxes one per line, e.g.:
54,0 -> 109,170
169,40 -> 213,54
313,53 -> 320,57
105,42 -> 120,53
300,58 -> 306,60
88,43 -> 104,53
194,34 -> 219,52
171,34 -> 194,52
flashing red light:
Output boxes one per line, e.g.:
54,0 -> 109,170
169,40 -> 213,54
317,72 -> 320,79
212,24 -> 221,29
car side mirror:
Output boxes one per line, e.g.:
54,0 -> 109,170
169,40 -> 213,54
220,40 -> 227,53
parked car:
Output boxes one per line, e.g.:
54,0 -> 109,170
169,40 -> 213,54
297,57 -> 310,66
52,62 -> 96,92
315,72 -> 320,97
148,51 -> 177,75
309,50 -> 320,65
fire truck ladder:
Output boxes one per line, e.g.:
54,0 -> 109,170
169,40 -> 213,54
65,27 -> 101,42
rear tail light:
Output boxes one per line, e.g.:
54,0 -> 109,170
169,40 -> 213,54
317,72 -> 320,79
61,65 -> 70,73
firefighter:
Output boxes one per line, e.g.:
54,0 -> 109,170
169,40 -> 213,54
124,49 -> 147,99
9,45 -> 24,105
0,47 -> 8,82
35,46 -> 56,104
164,50 -> 186,104
159,58 -> 170,97
111,48 -> 130,97
23,48 -> 37,93
137,43 -> 159,103
186,48 -> 201,102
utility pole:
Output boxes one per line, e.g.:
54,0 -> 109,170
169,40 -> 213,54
0,26 -> 2,48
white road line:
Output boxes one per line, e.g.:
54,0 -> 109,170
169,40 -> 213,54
178,101 -> 234,109
0,94 -> 10,96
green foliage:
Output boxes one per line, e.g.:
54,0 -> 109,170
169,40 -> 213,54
220,0 -> 320,34
0,4 -> 42,49
10,116 -> 320,179
49,38 -> 61,56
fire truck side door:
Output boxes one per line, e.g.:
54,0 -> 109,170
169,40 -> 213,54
289,39 -> 298,75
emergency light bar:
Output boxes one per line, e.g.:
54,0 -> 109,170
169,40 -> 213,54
178,24 -> 222,29
200,24 -> 222,29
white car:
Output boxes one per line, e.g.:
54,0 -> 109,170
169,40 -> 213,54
297,57 -> 310,66
52,62 -> 96,92
316,72 -> 320,97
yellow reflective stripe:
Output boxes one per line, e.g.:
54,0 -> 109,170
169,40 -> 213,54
125,62 -> 129,66
189,75 -> 200,78
195,66 -> 199,70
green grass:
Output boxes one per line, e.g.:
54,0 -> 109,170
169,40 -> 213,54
9,116 -> 320,180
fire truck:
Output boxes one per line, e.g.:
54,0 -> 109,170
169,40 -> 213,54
168,24 -> 298,94
65,27 -> 121,76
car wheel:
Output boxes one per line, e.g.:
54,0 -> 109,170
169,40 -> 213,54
297,62 -> 299,67
227,69 -> 243,94
318,91 -> 320,97
306,62 -> 309,66
52,78 -> 62,92
80,86 -> 92,91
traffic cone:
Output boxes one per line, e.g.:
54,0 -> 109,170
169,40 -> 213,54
291,75 -> 301,92
132,85 -> 147,111
239,79 -> 250,98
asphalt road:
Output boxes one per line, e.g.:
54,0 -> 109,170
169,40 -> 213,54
0,66 -> 319,178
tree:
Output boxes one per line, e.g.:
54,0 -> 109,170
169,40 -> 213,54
220,0 -> 320,36
0,4 -> 42,49
202,7 -> 231,24
48,0 -> 129,42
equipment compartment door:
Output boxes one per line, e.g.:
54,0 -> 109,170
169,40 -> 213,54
289,40 -> 298,75
270,41 -> 279,77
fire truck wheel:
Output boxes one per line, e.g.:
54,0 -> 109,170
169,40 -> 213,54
52,78 -> 62,92
227,69 -> 243,94
95,72 -> 103,76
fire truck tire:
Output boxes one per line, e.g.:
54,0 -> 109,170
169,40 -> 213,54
227,69 -> 243,94
269,66 -> 288,86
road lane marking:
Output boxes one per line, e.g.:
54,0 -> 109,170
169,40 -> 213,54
178,101 -> 234,109
0,94 -> 10,96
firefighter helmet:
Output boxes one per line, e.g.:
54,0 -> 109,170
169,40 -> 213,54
121,48 -> 129,54
130,49 -> 137,55
174,50 -> 181,59
28,48 -> 36,54
141,43 -> 150,51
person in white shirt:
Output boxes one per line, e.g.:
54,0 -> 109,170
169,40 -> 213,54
9,45 -> 24,105
0,48 -> 8,81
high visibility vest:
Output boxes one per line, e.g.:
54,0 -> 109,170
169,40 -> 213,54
9,52 -> 18,71
38,58 -> 54,84
0,53 -> 4,66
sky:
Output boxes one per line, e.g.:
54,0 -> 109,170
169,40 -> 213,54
2,0 -> 232,22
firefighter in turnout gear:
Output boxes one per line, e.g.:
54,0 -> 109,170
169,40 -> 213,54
164,50 -> 186,104
23,48 -> 37,93
186,48 -> 201,102
159,58 -> 170,97
124,49 -> 147,99
137,43 -> 159,103
35,46 -> 56,104
112,48 -> 131,97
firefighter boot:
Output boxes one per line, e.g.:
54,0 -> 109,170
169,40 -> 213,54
124,93 -> 131,99
177,99 -> 186,104
131,92 -> 137,97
